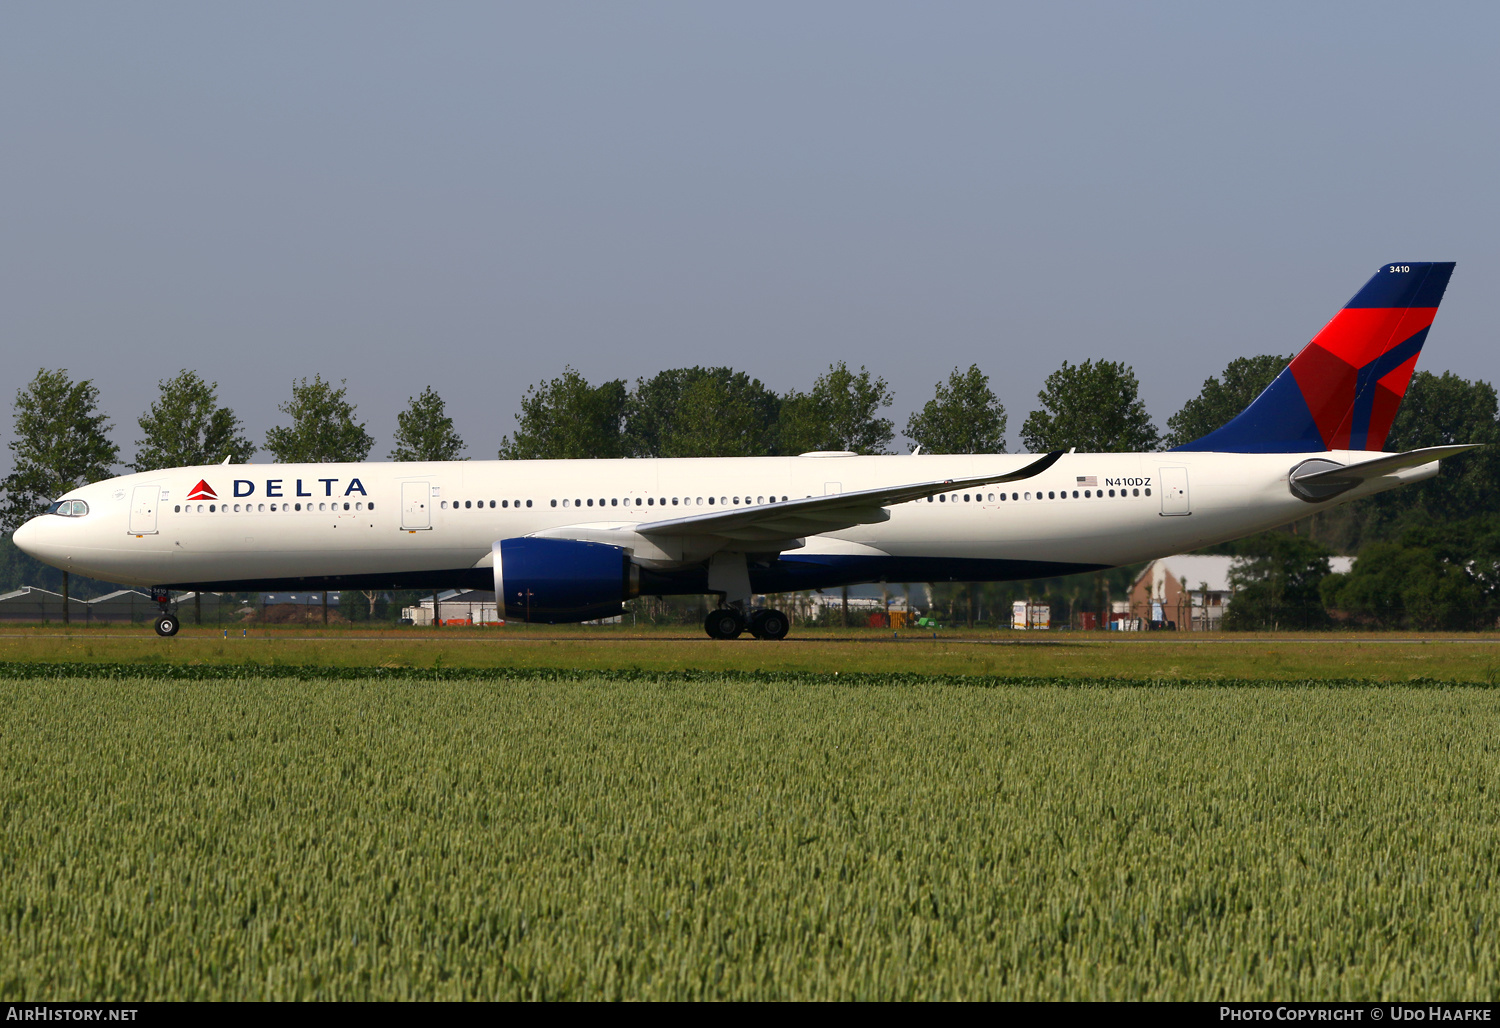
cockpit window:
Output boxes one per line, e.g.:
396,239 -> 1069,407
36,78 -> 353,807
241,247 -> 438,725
47,499 -> 89,517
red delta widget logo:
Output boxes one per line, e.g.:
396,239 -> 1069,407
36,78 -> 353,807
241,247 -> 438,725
191,476 -> 370,499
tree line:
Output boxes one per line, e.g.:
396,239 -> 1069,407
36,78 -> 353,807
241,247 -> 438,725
2,356 -> 1497,629
0,356 -> 1178,529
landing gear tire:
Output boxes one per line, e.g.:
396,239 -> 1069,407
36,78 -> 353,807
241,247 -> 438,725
748,609 -> 789,641
704,609 -> 744,640
154,615 -> 179,637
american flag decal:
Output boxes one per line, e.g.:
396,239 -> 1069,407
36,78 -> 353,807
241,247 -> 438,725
1077,476 -> 1097,487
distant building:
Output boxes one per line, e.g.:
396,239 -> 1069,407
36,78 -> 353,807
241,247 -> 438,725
404,589 -> 501,626
1127,554 -> 1353,631
260,592 -> 341,606
0,586 -> 85,621
0,587 -> 229,623
803,586 -> 910,614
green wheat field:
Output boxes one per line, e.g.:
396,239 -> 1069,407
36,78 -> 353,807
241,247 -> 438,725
2,655 -> 1498,1000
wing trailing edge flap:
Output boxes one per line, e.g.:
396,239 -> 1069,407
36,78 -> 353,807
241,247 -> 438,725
512,450 -> 1064,567
635,450 -> 1064,541
1289,444 -> 1480,501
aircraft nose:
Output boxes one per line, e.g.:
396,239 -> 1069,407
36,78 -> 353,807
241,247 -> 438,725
12,516 -> 56,563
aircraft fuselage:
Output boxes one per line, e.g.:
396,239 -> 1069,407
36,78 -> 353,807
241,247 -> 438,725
11,450 -> 1434,596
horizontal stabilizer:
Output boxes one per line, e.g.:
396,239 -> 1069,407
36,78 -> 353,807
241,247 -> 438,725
1289,444 -> 1479,501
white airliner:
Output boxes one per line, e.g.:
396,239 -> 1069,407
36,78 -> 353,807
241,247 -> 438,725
13,262 -> 1477,639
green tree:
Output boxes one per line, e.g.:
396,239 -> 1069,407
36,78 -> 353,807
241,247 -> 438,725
626,368 -> 781,458
624,368 -> 695,458
498,367 -> 628,460
390,386 -> 466,462
1020,359 -> 1159,453
1,369 -> 119,531
1321,515 -> 1500,630
263,376 -> 373,463
1375,371 -> 1500,519
131,370 -> 255,471
904,364 -> 1007,454
778,361 -> 894,455
1312,370 -> 1500,554
1,368 -> 120,623
1163,354 -> 1291,448
1321,542 -> 1484,631
1221,532 -> 1334,630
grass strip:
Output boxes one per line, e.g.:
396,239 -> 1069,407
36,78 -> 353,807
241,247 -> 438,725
0,660 -> 1491,688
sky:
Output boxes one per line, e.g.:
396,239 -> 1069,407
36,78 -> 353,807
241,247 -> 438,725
2,1 -> 1497,475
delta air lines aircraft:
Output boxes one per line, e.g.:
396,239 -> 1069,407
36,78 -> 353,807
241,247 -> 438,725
13,262 -> 1478,639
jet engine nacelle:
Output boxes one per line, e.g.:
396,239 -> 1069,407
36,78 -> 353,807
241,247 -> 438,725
492,537 -> 640,623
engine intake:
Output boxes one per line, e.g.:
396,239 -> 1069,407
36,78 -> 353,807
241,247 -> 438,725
493,537 -> 639,623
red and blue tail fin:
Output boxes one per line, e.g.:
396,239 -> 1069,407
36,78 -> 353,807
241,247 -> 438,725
1175,262 -> 1455,453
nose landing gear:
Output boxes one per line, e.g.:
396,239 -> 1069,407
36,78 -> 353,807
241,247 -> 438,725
150,586 -> 180,637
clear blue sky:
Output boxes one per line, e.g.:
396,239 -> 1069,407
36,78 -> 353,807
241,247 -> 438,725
2,1 -> 1496,473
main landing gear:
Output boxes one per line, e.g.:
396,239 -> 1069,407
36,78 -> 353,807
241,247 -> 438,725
702,552 -> 787,640
151,586 -> 180,637
749,608 -> 789,640
703,607 -> 789,641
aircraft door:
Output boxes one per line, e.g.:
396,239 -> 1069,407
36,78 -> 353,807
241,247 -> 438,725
1158,467 -> 1190,516
401,482 -> 432,530
129,486 -> 160,535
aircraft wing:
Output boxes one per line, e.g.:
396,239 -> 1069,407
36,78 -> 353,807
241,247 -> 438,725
632,450 -> 1064,543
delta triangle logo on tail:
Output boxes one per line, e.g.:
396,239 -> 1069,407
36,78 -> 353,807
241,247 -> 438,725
1173,262 -> 1455,454
186,480 -> 218,501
